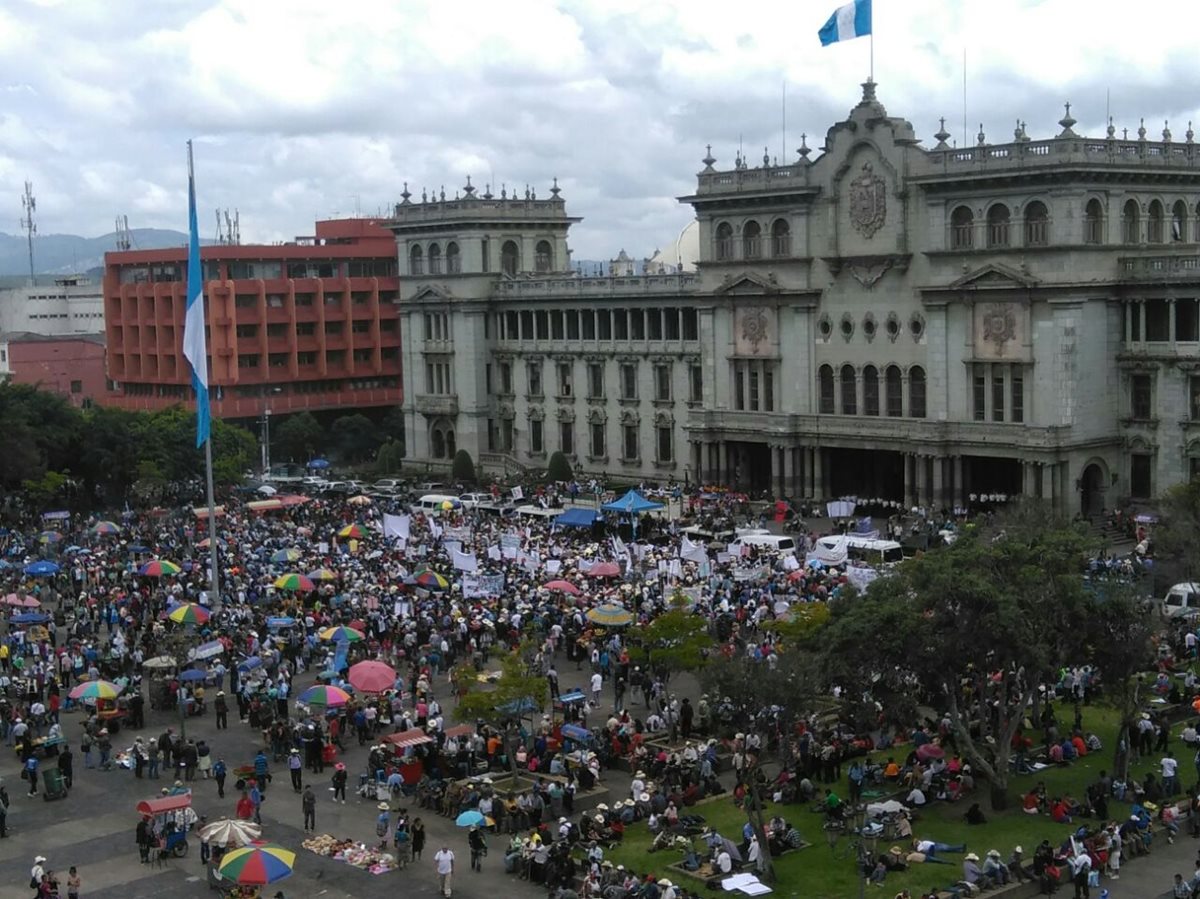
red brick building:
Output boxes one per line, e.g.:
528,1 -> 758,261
103,218 -> 402,421
1,333 -> 107,407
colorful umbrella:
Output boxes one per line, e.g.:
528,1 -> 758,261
38,531 -> 63,545
586,603 -> 634,627
456,810 -> 485,827
217,844 -> 296,885
270,548 -> 301,563
439,499 -> 461,511
23,561 -> 59,577
197,537 -> 224,549
90,521 -> 121,536
337,524 -> 364,539
346,495 -> 372,506
414,570 -> 449,590
587,561 -> 622,578
68,679 -> 122,701
307,568 -> 337,582
274,573 -> 315,592
2,594 -> 36,608
298,684 -> 352,706
544,579 -> 582,596
319,625 -> 364,643
139,559 -> 181,577
348,660 -> 397,693
168,603 -> 211,626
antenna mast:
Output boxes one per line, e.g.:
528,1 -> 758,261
115,215 -> 132,251
20,181 -> 36,286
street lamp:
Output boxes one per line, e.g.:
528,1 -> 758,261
261,409 -> 272,475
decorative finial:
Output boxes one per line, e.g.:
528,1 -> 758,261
524,185 -> 531,200
400,182 -> 412,204
1164,120 -> 1172,142
763,146 -> 770,167
1188,122 -> 1195,144
797,133 -> 810,160
860,80 -> 877,103
1106,117 -> 1116,139
439,185 -> 445,202
1058,101 -> 1077,137
702,144 -> 716,170
1014,119 -> 1023,141
1138,118 -> 1147,141
1123,127 -> 1129,140
977,123 -> 986,146
1020,121 -> 1029,141
482,183 -> 493,200
463,175 -> 476,196
421,187 -> 428,203
933,118 -> 950,148
531,187 -> 536,200
550,177 -> 561,198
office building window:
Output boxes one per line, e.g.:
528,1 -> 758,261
587,362 -> 604,398
1131,374 -> 1153,419
530,419 -> 543,454
620,363 -> 637,400
654,364 -> 671,401
818,365 -> 835,414
590,422 -> 605,457
622,423 -> 639,460
559,421 -> 574,455
689,364 -> 703,403
657,426 -> 673,462
862,365 -> 879,416
557,362 -> 573,396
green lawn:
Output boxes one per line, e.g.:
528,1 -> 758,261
602,704 -> 1177,899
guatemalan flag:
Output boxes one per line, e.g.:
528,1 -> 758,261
183,141 -> 211,448
818,0 -> 872,46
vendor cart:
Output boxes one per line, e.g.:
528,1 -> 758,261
136,792 -> 195,858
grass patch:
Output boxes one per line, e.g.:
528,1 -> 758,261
602,704 -> 1172,899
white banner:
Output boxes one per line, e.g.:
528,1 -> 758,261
383,513 -> 411,540
445,527 -> 472,543
845,565 -> 880,592
782,554 -> 800,571
679,535 -> 708,564
487,545 -> 502,562
463,573 -> 506,598
732,565 -> 767,582
452,548 -> 479,572
544,559 -> 562,575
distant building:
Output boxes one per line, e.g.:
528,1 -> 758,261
102,218 -> 402,422
0,275 -> 105,336
0,332 -> 107,407
609,250 -> 635,277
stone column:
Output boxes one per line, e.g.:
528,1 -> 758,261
952,455 -> 964,509
770,445 -> 783,498
783,446 -> 796,498
1138,301 -> 1147,344
914,455 -> 927,508
1170,299 -> 1177,343
902,454 -> 914,508
718,441 -> 729,486
813,447 -> 825,500
932,456 -> 944,510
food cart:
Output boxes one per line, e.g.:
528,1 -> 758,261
136,793 -> 196,858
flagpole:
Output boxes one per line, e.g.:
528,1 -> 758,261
187,140 -> 221,611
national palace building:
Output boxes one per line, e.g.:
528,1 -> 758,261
390,82 -> 1200,516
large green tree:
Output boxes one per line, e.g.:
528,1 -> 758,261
0,382 -> 82,487
273,412 -> 325,463
1150,480 -> 1200,585
331,413 -> 381,463
628,593 -> 713,679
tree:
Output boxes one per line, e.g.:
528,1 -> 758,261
547,450 -> 573,482
452,449 -> 477,484
331,413 -> 381,463
375,439 -> 404,476
0,382 -> 82,487
820,516 -> 1096,810
21,470 -> 69,508
210,418 -> 258,484
628,593 -> 713,678
1150,480 -> 1200,585
273,412 -> 325,464
78,406 -> 143,500
455,644 -> 548,787
379,406 -> 407,452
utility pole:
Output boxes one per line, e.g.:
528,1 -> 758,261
20,181 -> 36,286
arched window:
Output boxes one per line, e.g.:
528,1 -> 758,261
862,365 -> 880,416
909,366 -> 927,418
428,242 -> 442,275
535,240 -> 553,273
446,241 -> 461,274
818,364 -> 835,414
986,204 -> 1010,248
1084,199 -> 1104,244
1173,200 -> 1188,242
1122,199 -> 1140,243
840,364 -> 857,415
1024,200 -> 1049,247
431,427 -> 445,459
445,428 -> 456,458
771,219 -> 791,257
1148,200 -> 1165,243
885,365 -> 903,417
501,240 -> 520,277
409,244 -> 424,276
950,205 -> 974,249
715,222 -> 734,260
743,220 -> 762,259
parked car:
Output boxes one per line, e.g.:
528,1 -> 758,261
372,479 -> 406,495
458,492 -> 492,509
1161,582 -> 1200,618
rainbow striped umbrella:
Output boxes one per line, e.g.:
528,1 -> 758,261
68,679 -> 122,701
586,603 -> 634,627
273,573 -> 315,592
270,548 -> 301,563
414,570 -> 449,590
298,684 -> 352,707
319,625 -> 364,643
90,521 -> 121,536
139,559 -> 181,577
168,602 -> 211,626
337,524 -> 364,539
307,568 -> 337,582
216,843 -> 296,885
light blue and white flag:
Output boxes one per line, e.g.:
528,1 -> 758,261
183,141 -> 211,448
818,0 -> 871,46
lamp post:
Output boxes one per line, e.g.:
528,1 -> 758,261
851,805 -> 880,899
260,409 -> 272,475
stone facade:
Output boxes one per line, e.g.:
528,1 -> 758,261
389,85 -> 1200,514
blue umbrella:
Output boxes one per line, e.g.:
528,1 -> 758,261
64,545 -> 84,555
238,656 -> 262,672
11,612 -> 48,624
127,544 -> 148,553
178,669 -> 208,682
307,458 -> 330,470
455,810 -> 485,827
24,561 -> 60,577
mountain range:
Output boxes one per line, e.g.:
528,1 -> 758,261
0,228 -> 192,279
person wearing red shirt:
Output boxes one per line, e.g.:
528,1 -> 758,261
235,792 -> 255,820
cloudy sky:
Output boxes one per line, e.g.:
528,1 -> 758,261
1,0 -> 1197,260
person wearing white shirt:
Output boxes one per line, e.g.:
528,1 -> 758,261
906,787 -> 927,807
716,849 -> 733,874
434,845 -> 455,896
590,672 -> 603,706
630,772 -> 645,801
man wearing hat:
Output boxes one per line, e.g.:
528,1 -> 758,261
982,849 -> 1010,886
288,748 -> 303,792
468,824 -> 488,871
301,785 -> 316,833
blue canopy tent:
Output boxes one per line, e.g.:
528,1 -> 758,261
601,489 -> 664,537
554,508 -> 599,529
11,612 -> 48,624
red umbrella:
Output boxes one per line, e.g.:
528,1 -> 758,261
588,562 -> 621,579
544,579 -> 581,596
916,743 -> 945,761
348,660 -> 397,694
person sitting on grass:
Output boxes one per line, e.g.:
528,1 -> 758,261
1050,796 -> 1074,824
963,802 -> 987,825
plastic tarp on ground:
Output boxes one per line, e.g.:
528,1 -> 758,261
601,490 -> 664,515
554,508 -> 600,528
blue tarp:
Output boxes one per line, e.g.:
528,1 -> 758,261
237,656 -> 262,672
555,508 -> 599,528
499,697 -> 539,716
561,724 -> 592,743
556,690 -> 587,705
601,489 -> 664,515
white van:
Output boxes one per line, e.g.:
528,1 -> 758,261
515,504 -> 563,521
843,536 -> 904,566
411,493 -> 462,516
732,533 -> 797,555
1162,582 -> 1200,618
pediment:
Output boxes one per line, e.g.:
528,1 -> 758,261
412,284 -> 453,302
949,263 -> 1038,291
715,272 -> 779,296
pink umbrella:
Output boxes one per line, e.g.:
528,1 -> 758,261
348,660 -> 397,694
916,743 -> 945,762
544,579 -> 581,596
588,562 -> 621,578
20,596 -> 40,608
2,594 -> 27,608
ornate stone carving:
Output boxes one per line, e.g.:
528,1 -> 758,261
849,163 -> 887,238
981,303 -> 1017,352
738,306 -> 770,354
850,258 -> 892,287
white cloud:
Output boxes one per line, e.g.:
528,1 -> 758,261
3,0 -> 1200,259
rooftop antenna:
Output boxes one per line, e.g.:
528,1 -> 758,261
115,215 -> 132,251
20,180 -> 36,286
232,209 -> 240,245
215,209 -> 225,245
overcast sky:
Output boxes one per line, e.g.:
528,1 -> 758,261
2,0 -> 1198,260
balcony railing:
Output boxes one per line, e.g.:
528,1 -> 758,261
1119,255 -> 1200,280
